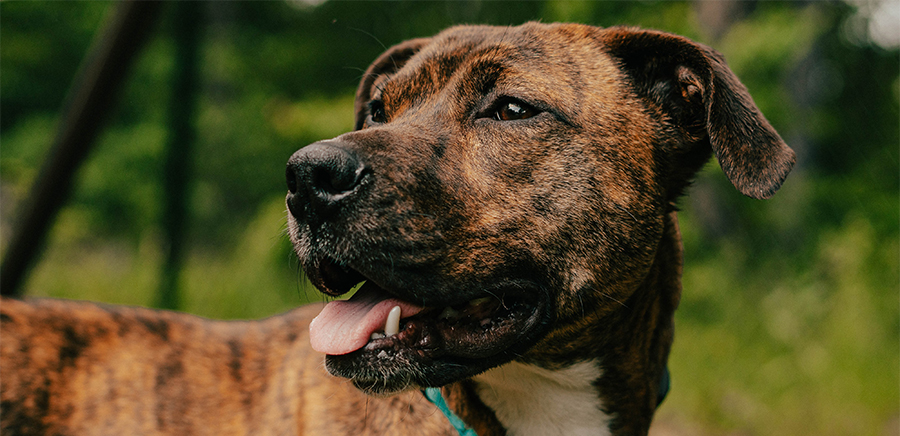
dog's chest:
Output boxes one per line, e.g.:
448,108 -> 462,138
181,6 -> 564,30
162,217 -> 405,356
472,360 -> 611,436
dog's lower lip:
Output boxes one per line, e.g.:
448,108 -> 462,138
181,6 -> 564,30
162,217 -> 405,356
311,257 -> 543,358
324,287 -> 545,395
360,291 -> 536,359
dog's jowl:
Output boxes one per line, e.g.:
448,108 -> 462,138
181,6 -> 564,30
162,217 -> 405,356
2,23 -> 793,436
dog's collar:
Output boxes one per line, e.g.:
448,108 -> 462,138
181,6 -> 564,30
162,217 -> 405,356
422,388 -> 478,436
657,366 -> 671,408
422,366 -> 669,436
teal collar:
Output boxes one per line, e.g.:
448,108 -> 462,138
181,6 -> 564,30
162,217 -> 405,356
421,366 -> 669,436
421,388 -> 478,436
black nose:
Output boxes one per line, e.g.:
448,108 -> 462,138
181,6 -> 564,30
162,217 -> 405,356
286,141 -> 367,218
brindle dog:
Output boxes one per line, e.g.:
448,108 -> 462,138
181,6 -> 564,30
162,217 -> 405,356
1,23 -> 794,436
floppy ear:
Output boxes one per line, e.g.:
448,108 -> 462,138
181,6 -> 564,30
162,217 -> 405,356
602,27 -> 795,200
354,38 -> 431,130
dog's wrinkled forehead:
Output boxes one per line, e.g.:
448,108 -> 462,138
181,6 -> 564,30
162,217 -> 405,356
371,24 -> 617,120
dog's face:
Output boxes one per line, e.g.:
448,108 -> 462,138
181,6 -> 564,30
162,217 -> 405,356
286,23 -> 793,395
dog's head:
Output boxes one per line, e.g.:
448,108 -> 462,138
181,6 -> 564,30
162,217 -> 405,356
285,23 -> 794,395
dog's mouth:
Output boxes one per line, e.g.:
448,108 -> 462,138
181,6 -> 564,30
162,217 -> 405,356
306,257 -> 545,393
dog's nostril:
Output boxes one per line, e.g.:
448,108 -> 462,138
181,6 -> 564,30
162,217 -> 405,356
286,141 -> 367,216
299,142 -> 365,199
286,166 -> 299,194
311,163 -> 364,196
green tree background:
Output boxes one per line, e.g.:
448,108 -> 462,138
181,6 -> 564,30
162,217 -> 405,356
1,1 -> 897,435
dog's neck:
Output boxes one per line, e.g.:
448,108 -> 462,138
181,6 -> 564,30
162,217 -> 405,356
445,212 -> 683,436
472,360 -> 612,436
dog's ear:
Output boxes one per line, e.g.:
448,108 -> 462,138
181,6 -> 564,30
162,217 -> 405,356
602,27 -> 795,200
354,38 -> 431,130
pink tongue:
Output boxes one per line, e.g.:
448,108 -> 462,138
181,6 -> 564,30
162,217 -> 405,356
309,284 -> 426,355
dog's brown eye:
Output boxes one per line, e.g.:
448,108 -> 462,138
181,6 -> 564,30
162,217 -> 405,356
493,101 -> 539,121
369,101 -> 387,124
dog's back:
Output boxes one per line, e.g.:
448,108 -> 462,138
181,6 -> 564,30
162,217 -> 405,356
3,299 -> 308,434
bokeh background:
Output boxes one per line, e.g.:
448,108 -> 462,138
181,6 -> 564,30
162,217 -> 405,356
2,1 -> 897,435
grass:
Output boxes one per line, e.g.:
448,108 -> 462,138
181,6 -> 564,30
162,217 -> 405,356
662,210 -> 899,436
24,196 -> 321,318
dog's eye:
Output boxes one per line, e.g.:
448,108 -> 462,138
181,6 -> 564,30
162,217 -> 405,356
368,101 -> 387,124
492,100 -> 539,121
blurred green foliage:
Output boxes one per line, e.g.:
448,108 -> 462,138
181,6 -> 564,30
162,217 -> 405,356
1,1 -> 897,435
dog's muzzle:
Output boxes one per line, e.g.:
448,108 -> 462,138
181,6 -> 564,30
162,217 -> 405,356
284,138 -> 550,395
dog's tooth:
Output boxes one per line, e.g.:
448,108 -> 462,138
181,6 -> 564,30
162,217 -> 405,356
385,306 -> 401,336
370,332 -> 386,340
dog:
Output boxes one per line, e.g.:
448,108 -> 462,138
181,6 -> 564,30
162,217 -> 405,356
1,22 -> 794,436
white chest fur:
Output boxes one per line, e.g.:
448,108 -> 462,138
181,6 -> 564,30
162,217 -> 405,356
472,359 -> 611,436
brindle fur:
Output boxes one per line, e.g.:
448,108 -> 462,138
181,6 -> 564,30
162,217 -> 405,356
1,23 -> 793,436
1,299 -> 457,435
